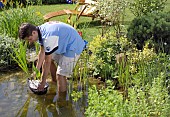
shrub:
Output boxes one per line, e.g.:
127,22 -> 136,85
85,81 -> 125,117
0,35 -> 19,67
127,11 -> 170,54
89,32 -> 130,79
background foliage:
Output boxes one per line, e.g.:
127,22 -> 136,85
127,11 -> 170,54
129,0 -> 167,17
0,35 -> 19,67
0,7 -> 44,38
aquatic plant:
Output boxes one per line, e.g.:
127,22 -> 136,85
10,40 -> 29,74
32,62 -> 41,79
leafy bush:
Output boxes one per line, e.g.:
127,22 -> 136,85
127,12 -> 170,54
89,32 -> 130,79
126,73 -> 170,116
85,76 -> 170,117
129,0 -> 167,17
85,81 -> 125,117
0,6 -> 44,39
0,35 -> 19,67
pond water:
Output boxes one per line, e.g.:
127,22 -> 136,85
0,70 -> 101,117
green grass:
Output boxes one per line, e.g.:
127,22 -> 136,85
29,1 -> 170,42
30,4 -> 103,41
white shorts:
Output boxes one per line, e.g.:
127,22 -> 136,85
52,54 -> 80,77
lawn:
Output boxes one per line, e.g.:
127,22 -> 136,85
30,4 -> 103,41
29,0 -> 170,42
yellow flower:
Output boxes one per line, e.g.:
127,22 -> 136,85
36,12 -> 42,16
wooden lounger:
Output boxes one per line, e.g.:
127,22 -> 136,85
43,0 -> 98,24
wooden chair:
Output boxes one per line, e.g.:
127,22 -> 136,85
43,0 -> 98,24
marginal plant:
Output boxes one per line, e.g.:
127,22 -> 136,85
116,56 -> 131,90
32,63 -> 41,79
71,90 -> 83,102
10,40 -> 29,74
72,49 -> 90,84
10,40 -> 41,77
72,22 -> 90,81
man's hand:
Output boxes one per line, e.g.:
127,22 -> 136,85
38,82 -> 45,91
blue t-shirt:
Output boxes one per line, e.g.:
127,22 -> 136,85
38,21 -> 87,57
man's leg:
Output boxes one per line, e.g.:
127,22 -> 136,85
56,54 -> 80,92
56,74 -> 67,92
50,60 -> 57,82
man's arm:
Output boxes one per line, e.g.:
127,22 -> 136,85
36,46 -> 45,70
38,53 -> 52,91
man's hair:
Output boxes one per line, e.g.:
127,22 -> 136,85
19,23 -> 37,39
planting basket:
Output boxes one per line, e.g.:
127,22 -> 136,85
27,78 -> 49,95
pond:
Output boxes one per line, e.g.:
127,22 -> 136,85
0,70 -> 103,117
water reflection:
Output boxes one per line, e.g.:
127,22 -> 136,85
0,71 -> 87,117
